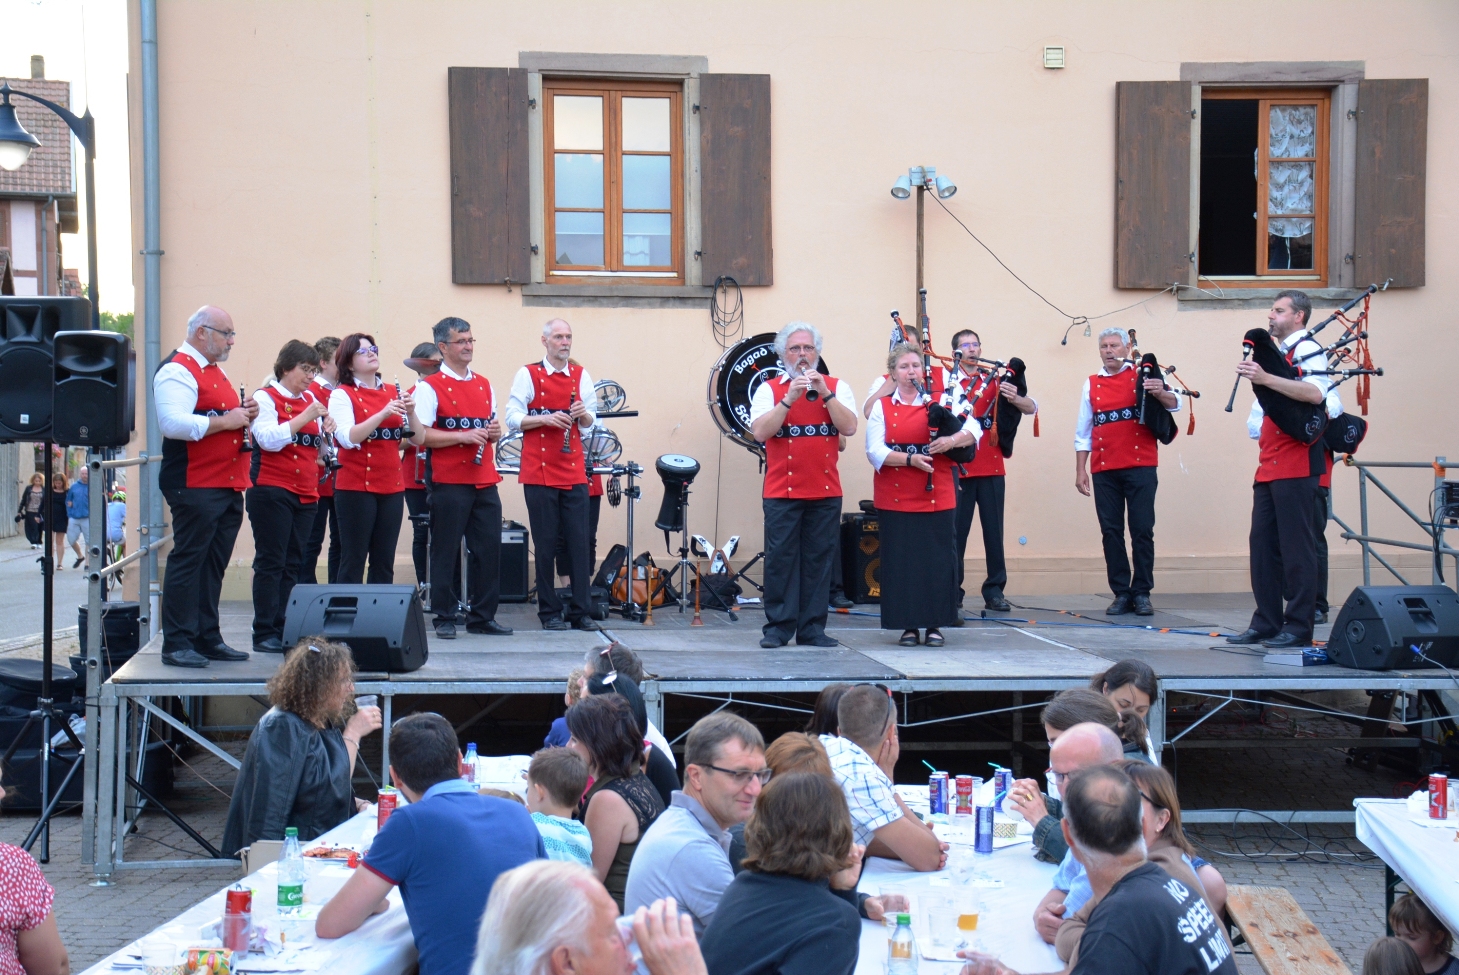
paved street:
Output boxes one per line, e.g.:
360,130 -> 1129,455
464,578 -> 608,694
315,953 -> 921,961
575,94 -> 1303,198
0,533 -> 90,644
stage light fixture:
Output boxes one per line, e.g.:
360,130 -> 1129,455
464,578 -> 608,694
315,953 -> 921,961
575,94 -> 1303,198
935,175 -> 957,199
890,174 -> 912,199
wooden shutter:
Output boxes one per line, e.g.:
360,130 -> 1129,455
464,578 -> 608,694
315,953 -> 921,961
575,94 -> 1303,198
1114,81 -> 1190,289
448,67 -> 529,286
1354,79 -> 1427,288
699,74 -> 773,286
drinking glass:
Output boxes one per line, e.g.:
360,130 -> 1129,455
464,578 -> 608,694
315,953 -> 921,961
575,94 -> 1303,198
925,892 -> 961,949
142,943 -> 179,975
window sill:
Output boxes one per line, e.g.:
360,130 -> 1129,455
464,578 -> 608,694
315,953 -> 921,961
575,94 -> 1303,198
1178,285 -> 1367,311
520,283 -> 713,309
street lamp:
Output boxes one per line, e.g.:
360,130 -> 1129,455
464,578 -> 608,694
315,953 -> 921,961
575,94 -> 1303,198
889,166 -> 957,322
0,82 -> 100,330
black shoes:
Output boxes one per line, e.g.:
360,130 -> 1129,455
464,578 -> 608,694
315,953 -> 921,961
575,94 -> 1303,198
760,635 -> 786,648
1106,595 -> 1134,615
898,629 -> 920,647
797,635 -> 838,648
434,620 -> 458,640
198,642 -> 249,661
924,629 -> 945,648
1132,594 -> 1155,617
1226,628 -> 1272,645
572,618 -> 601,632
252,637 -> 285,653
830,594 -> 854,610
984,593 -> 1012,612
1262,632 -> 1310,649
1314,610 -> 1329,625
72,556 -> 84,569
467,620 -> 514,636
162,648 -> 211,668
542,617 -> 570,631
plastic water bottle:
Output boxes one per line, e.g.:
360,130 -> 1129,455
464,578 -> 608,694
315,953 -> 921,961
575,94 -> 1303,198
277,827 -> 306,917
462,742 -> 478,782
888,913 -> 917,975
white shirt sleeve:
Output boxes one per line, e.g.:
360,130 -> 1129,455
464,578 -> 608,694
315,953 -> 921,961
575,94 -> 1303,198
865,399 -> 890,471
504,367 -> 534,434
1074,378 -> 1094,452
863,374 -> 890,413
578,367 -> 597,427
328,387 -> 360,448
412,380 -> 438,429
1247,401 -> 1264,440
251,389 -> 294,452
748,382 -> 776,425
833,378 -> 858,416
153,361 -> 209,442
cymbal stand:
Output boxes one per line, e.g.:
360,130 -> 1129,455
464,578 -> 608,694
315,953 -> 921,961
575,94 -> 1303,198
612,463 -> 644,622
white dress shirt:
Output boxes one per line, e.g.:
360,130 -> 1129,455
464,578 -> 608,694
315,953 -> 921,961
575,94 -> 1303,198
1245,333 -> 1343,439
154,341 -> 223,442
411,363 -> 496,428
327,377 -> 389,449
864,386 -> 981,471
748,374 -> 858,425
504,359 -> 597,433
250,380 -> 309,452
1074,362 -> 1182,453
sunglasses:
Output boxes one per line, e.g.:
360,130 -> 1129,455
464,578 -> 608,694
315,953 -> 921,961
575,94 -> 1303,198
354,344 -> 380,356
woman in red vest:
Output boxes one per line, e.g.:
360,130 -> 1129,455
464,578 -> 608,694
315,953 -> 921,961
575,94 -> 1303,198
326,333 -> 425,584
865,344 -> 979,647
246,340 -> 332,652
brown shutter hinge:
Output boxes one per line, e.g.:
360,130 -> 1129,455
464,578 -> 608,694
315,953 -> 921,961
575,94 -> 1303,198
529,98 -> 537,109
1189,109 -> 1197,118
693,104 -> 700,113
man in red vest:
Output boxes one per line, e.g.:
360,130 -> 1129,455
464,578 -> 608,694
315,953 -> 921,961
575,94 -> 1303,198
413,317 -> 512,640
1227,291 -> 1337,650
749,322 -> 859,648
154,306 -> 257,667
505,319 -> 600,631
1074,327 -> 1179,617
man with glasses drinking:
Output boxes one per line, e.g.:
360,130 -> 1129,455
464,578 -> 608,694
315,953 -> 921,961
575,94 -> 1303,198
154,306 -> 257,667
748,322 -> 858,649
412,317 -> 511,639
625,713 -> 768,934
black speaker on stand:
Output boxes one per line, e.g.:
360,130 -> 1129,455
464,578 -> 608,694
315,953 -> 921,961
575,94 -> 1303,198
52,330 -> 134,448
1326,585 -> 1459,670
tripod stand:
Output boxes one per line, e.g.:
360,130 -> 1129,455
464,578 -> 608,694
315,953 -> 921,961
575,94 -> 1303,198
647,482 -> 738,617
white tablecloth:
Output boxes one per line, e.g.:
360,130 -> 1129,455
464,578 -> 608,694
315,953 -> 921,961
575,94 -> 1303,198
855,788 -> 1061,975
1354,798 -> 1459,938
82,808 -> 416,975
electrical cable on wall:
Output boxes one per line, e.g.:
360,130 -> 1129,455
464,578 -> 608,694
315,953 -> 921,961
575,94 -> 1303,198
710,275 -> 744,348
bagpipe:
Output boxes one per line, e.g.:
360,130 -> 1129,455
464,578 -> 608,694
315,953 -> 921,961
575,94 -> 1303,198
890,292 -> 975,468
1124,329 -> 1201,445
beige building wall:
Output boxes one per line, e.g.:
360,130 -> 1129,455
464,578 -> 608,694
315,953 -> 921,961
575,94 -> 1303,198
126,1 -> 1459,597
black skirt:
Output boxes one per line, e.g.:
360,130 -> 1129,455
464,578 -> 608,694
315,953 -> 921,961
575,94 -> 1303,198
877,507 -> 959,630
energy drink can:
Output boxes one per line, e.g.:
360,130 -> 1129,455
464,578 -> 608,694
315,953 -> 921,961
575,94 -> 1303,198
955,775 -> 974,815
929,772 -> 949,816
975,804 -> 994,854
377,786 -> 399,830
1430,774 -> 1449,819
994,770 -> 1011,811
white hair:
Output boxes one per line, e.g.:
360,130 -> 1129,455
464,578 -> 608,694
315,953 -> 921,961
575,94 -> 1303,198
1097,327 -> 1130,346
186,307 -> 217,335
542,319 -> 571,339
774,321 -> 823,359
470,861 -> 598,975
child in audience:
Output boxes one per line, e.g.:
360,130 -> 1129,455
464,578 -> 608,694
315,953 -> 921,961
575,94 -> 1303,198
525,747 -> 592,868
543,668 -> 585,747
1364,937 -> 1425,975
1390,893 -> 1459,975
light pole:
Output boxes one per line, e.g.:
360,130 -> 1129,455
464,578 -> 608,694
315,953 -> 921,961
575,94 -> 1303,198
0,81 -> 100,329
890,166 -> 957,324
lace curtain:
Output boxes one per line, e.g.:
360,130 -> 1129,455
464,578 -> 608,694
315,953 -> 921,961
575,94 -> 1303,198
1268,105 -> 1316,238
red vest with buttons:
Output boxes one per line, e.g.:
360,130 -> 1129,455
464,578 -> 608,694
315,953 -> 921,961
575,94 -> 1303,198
960,370 -> 1006,478
763,377 -> 844,499
874,396 -> 957,512
308,379 -> 336,498
1255,348 -> 1325,483
335,383 -> 405,494
159,350 -> 251,491
423,370 -> 502,488
253,386 -> 323,501
519,363 -> 588,489
1088,370 -> 1158,473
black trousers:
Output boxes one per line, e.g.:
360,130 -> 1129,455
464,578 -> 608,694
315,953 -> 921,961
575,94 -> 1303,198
1249,476 -> 1319,643
430,483 -> 503,625
525,484 -> 590,622
955,475 -> 1008,603
830,530 -> 845,599
161,487 -> 244,653
298,493 -> 341,585
1092,466 -> 1158,598
334,489 -> 405,584
556,494 -> 602,578
1314,486 -> 1330,614
246,486 -> 317,642
405,488 -> 430,585
762,497 -> 840,643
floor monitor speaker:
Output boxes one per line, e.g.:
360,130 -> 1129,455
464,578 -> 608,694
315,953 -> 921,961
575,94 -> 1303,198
1326,585 -> 1459,670
283,585 -> 428,672
840,512 -> 881,604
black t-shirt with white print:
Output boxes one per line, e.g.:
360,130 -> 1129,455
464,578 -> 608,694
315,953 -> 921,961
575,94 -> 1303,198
1071,862 -> 1238,975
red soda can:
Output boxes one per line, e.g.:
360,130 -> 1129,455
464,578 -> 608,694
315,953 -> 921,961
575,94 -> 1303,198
1430,774 -> 1449,819
929,772 -> 948,815
222,884 -> 251,953
955,774 -> 974,815
377,786 -> 399,830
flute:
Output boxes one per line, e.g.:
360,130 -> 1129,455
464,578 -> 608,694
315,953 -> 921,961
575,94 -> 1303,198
473,411 -> 496,465
394,376 -> 412,437
561,389 -> 576,453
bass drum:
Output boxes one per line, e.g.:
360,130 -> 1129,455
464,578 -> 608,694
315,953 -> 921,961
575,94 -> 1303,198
707,332 -> 831,456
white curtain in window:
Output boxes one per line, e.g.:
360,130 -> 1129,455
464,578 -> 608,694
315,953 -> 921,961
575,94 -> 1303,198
1268,105 -> 1316,238
623,236 -> 651,266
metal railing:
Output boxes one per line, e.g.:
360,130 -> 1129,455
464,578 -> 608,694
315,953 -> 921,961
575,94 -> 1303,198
1332,455 -> 1459,587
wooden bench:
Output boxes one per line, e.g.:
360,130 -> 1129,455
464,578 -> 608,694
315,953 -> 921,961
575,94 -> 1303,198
1227,885 -> 1353,975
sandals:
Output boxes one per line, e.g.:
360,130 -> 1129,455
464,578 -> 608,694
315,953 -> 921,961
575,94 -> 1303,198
898,629 -> 920,647
924,629 -> 945,648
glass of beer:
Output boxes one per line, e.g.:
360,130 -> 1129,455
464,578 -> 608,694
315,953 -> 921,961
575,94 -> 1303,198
956,888 -> 983,942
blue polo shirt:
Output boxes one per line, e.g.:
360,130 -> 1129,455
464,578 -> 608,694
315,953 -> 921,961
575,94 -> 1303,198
363,779 -> 545,975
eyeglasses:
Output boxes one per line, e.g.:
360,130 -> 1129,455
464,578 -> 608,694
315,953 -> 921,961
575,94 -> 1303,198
354,345 -> 380,356
700,764 -> 773,786
446,337 -> 476,347
1138,790 -> 1165,811
199,324 -> 237,341
786,345 -> 817,355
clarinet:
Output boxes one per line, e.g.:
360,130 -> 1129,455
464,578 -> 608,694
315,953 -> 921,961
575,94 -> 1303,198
561,389 -> 576,454
239,385 -> 252,451
473,411 -> 496,466
394,376 -> 412,438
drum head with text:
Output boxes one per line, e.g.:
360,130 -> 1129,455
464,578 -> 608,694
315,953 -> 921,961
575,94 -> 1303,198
707,332 -> 830,456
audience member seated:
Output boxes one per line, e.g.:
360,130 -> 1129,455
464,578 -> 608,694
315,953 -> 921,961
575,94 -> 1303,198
804,683 -> 852,737
626,713 -> 767,934
700,773 -> 863,975
1028,723 -> 1125,945
223,640 -> 383,855
820,684 -> 947,872
1089,659 -> 1158,759
586,671 -> 680,806
586,644 -> 676,766
527,747 -> 594,868
1055,760 -> 1230,966
567,694 -> 666,911
0,774 -> 70,975
1006,688 -> 1133,864
1389,894 -> 1459,975
317,713 -> 544,975
471,860 -> 708,975
544,668 -> 585,748
960,765 -> 1237,975
1364,937 -> 1427,975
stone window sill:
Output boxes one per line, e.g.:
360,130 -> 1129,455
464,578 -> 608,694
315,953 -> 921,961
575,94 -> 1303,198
520,283 -> 713,309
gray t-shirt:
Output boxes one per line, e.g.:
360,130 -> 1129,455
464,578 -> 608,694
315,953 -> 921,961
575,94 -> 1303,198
624,791 -> 735,934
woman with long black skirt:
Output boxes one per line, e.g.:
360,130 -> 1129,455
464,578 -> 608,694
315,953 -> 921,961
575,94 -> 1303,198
326,333 -> 425,584
247,340 -> 333,652
864,343 -> 979,647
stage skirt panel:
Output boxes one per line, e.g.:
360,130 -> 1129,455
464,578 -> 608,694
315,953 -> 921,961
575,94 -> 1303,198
876,507 -> 960,630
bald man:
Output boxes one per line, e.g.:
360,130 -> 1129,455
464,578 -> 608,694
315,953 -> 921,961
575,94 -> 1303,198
1030,723 -> 1125,944
154,306 -> 257,668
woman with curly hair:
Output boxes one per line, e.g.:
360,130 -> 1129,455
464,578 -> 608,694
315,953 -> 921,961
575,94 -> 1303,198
222,639 -> 382,855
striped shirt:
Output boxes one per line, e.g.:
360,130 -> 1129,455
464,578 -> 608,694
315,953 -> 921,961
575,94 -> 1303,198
531,812 -> 593,867
820,734 -> 902,846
